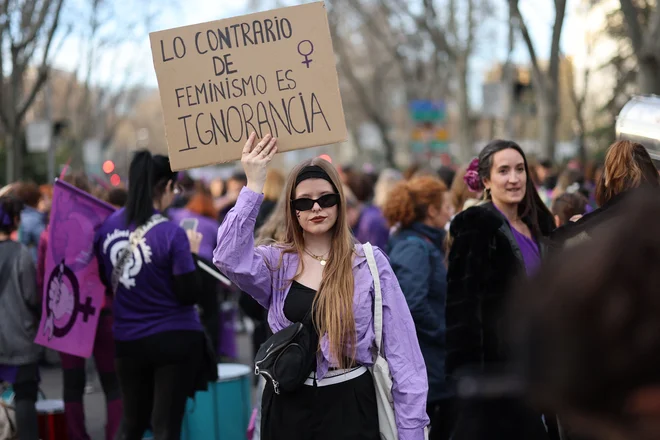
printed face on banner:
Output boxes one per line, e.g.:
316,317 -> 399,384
149,2 -> 348,171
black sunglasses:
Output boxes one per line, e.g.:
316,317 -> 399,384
291,193 -> 340,211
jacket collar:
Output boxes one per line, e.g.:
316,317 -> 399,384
353,242 -> 368,268
481,202 -> 526,267
408,222 -> 446,248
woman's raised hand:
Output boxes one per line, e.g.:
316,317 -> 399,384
242,133 -> 278,194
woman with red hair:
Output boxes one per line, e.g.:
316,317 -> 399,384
384,176 -> 454,440
169,185 -> 219,261
552,140 -> 660,247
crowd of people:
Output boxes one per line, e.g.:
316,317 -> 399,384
0,134 -> 659,440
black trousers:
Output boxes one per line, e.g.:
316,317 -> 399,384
13,363 -> 39,440
451,397 -> 551,440
427,398 -> 456,440
261,369 -> 379,440
114,331 -> 203,440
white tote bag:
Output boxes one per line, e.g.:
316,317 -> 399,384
364,243 -> 399,440
364,243 -> 430,440
0,402 -> 17,440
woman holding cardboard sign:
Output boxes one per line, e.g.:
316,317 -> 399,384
213,133 -> 430,440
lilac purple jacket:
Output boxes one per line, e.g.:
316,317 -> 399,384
213,188 -> 429,440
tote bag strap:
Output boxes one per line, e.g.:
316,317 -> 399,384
111,214 -> 166,294
363,242 -> 383,355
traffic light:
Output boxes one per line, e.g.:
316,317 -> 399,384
103,160 -> 115,174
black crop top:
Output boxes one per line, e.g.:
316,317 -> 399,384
283,280 -> 316,323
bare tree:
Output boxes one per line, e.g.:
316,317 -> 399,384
511,0 -> 568,160
0,0 -> 65,182
579,0 -> 652,147
379,0 -> 486,162
250,0 -> 483,165
619,0 -> 660,93
569,39 -> 593,165
327,0 -> 451,167
55,0 -> 168,169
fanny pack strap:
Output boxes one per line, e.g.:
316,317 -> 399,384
111,214 -> 166,294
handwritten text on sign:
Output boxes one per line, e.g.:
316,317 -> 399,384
149,2 -> 347,170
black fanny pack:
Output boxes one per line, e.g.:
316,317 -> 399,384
254,311 -> 318,394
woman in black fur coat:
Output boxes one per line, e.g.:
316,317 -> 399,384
446,140 -> 555,440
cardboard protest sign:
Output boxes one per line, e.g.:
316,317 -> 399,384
149,2 -> 347,171
35,179 -> 115,358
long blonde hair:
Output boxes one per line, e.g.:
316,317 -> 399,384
281,158 -> 356,368
256,191 -> 287,244
263,169 -> 286,202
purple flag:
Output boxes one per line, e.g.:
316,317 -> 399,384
35,179 -> 115,358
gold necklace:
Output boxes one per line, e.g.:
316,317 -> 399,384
304,248 -> 329,266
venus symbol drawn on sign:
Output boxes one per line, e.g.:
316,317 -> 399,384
297,40 -> 314,68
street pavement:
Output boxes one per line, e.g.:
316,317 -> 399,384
39,331 -> 254,440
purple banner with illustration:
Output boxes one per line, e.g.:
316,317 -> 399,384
35,179 -> 115,358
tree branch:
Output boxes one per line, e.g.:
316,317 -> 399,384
644,0 -> 660,55
17,66 -> 48,122
346,0 -> 410,75
16,0 -> 64,122
603,67 -> 636,112
548,0 -> 567,91
38,0 -> 64,69
388,0 -> 454,58
465,0 -> 477,55
511,0 -> 545,93
12,0 -> 51,53
619,0 -> 645,54
0,13 -> 7,130
328,7 -> 396,165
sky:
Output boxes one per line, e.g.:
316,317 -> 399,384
50,0 -> 587,108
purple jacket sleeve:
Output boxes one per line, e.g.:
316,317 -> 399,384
376,247 -> 430,440
213,188 -> 274,309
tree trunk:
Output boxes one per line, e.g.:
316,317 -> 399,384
13,133 -> 23,181
5,134 -> 15,184
537,96 -> 558,160
377,124 -> 396,168
637,56 -> 660,94
455,55 -> 473,162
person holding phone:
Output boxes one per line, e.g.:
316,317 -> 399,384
94,151 -> 214,440
168,186 -> 224,359
168,186 -> 219,262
